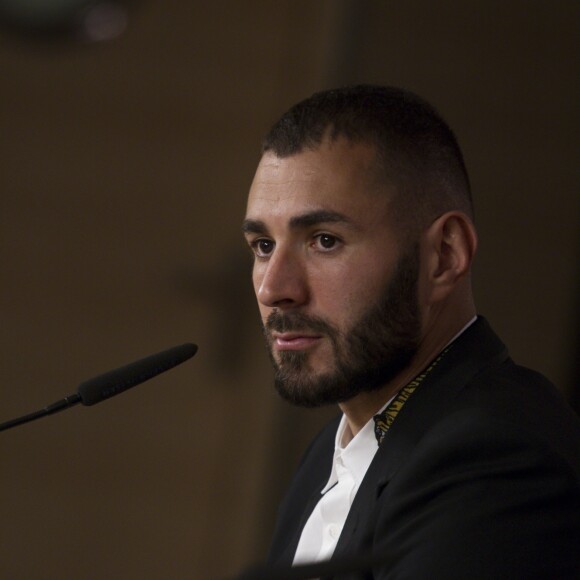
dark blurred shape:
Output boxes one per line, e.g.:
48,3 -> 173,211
322,0 -> 372,88
0,0 -> 130,42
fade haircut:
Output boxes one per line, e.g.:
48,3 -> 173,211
262,85 -> 473,238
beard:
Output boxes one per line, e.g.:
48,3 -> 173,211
262,243 -> 421,407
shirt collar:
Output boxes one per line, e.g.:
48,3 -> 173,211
319,316 -> 478,495
445,315 -> 477,349
320,396 -> 393,495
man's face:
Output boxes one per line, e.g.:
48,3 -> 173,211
243,138 -> 421,407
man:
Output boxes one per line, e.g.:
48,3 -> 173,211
242,86 -> 580,578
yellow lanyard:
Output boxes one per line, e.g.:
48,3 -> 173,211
373,346 -> 450,445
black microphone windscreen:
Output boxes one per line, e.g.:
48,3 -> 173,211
77,343 -> 197,406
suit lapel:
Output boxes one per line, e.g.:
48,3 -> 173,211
333,317 -> 509,558
267,415 -> 340,566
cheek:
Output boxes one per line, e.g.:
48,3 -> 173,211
310,260 -> 386,322
251,268 -> 267,314
252,269 -> 260,293
251,263 -> 264,293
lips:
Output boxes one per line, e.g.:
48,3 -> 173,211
271,332 -> 322,351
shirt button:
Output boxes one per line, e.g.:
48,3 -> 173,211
328,524 -> 340,539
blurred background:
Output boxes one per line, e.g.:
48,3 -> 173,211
0,1 -> 577,578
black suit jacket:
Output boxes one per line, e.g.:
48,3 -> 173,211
267,317 -> 580,579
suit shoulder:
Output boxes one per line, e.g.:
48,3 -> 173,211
453,358 -> 580,462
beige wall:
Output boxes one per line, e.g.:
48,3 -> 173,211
0,1 -> 577,578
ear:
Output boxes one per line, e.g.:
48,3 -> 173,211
421,211 -> 477,303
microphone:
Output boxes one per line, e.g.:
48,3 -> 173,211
0,343 -> 197,432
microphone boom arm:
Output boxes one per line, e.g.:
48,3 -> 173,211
0,343 -> 197,433
0,394 -> 81,432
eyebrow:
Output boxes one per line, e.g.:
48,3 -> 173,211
242,210 -> 355,235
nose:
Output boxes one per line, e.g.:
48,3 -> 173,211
255,247 -> 308,309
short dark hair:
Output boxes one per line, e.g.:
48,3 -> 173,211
262,85 -> 473,236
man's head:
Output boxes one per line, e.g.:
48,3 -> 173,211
262,84 -> 473,241
243,85 -> 477,408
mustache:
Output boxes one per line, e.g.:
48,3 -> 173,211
265,310 -> 337,337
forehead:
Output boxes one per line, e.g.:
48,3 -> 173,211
246,139 -> 392,226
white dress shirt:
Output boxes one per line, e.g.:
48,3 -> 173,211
292,316 -> 477,565
292,398 -> 391,565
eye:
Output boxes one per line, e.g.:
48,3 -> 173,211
250,238 -> 275,258
314,233 -> 340,251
